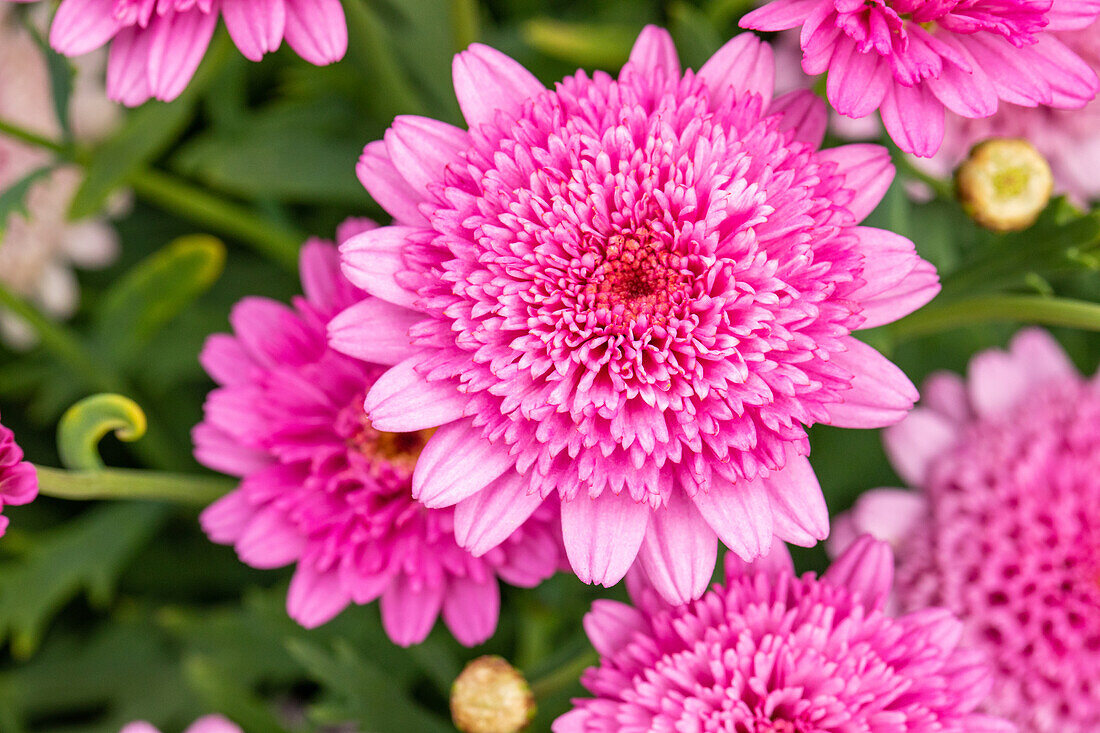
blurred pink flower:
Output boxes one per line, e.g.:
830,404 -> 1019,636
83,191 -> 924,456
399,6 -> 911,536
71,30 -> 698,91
195,225 -> 560,646
0,5 -> 121,347
120,715 -> 242,733
914,20 -> 1100,203
40,0 -> 346,106
0,416 -> 38,538
835,329 -> 1100,732
334,26 -> 939,606
555,536 -> 1013,732
742,0 -> 1100,157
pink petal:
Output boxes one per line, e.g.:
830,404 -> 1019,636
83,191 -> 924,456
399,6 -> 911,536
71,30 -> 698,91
1021,35 -> 1099,108
222,0 -> 286,61
883,408 -> 958,486
960,33 -> 1052,107
287,563 -> 349,628
763,450 -> 828,547
825,337 -> 918,428
106,27 -> 154,107
452,44 -> 545,131
925,37 -> 998,118
441,574 -> 500,646
199,490 -> 255,545
146,9 -> 219,103
120,724 -> 161,733
327,298 -> 420,365
636,491 -> 718,605
235,507 -> 305,568
380,573 -> 445,646
879,81 -> 945,158
561,491 -> 650,587
823,534 -> 894,610
849,226 -> 920,300
626,25 -> 680,80
698,32 -> 775,110
1008,328 -> 1077,384
230,296 -> 319,368
335,217 -> 378,244
829,488 -> 927,556
185,715 -> 244,733
364,356 -> 466,431
0,463 -> 37,506
966,347 -> 1031,418
339,226 -> 419,310
825,40 -> 890,118
740,0 -> 819,30
412,420 -> 515,508
816,144 -> 895,222
769,89 -> 827,148
1046,0 -> 1100,29
384,116 -> 469,199
192,423 -> 271,476
299,239 -> 353,314
582,600 -> 647,657
283,0 -> 347,65
453,471 -> 544,556
857,259 -> 940,329
356,141 -> 430,225
49,0 -> 121,55
553,709 -> 592,733
922,370 -> 971,423
691,472 -> 774,561
723,540 -> 794,580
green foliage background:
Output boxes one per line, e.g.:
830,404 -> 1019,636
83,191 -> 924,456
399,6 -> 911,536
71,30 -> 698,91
0,0 -> 1098,731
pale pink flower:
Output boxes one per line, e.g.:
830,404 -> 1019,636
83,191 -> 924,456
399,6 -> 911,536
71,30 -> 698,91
120,715 -> 241,733
742,0 -> 1100,157
195,224 -> 560,646
835,329 -> 1100,732
913,19 -> 1100,203
43,0 -> 346,106
555,536 -> 1013,732
335,27 -> 940,606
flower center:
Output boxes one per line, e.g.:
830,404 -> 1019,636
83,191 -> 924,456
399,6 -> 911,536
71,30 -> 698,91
338,397 -> 434,473
587,230 -> 687,323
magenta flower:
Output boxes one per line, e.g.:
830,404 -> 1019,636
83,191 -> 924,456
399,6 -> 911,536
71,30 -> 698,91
555,536 -> 1013,732
0,416 -> 38,537
741,0 -> 1100,157
834,329 -> 1100,732
194,223 -> 560,646
121,716 -> 241,733
43,0 -> 346,106
914,19 -> 1100,204
335,26 -> 940,606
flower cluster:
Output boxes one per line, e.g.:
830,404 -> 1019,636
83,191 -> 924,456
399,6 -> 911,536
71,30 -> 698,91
556,536 -> 1013,732
195,223 -> 561,646
121,716 -> 241,733
743,0 -> 1100,157
835,329 -> 1100,732
0,417 -> 37,537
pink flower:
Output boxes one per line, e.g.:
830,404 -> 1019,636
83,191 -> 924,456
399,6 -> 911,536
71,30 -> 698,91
44,0 -> 346,106
555,536 -> 1013,732
0,416 -> 39,537
742,0 -> 1100,157
195,224 -> 561,646
914,19 -> 1100,203
335,26 -> 940,606
835,329 -> 1100,732
120,716 -> 241,733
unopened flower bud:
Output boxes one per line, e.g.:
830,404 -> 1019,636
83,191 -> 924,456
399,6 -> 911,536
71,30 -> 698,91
451,656 -> 535,733
955,138 -> 1053,232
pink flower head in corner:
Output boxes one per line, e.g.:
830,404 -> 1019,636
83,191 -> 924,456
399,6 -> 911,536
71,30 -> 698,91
0,415 -> 39,537
194,222 -> 561,647
835,328 -> 1100,732
335,26 -> 941,608
120,715 -> 241,733
741,0 -> 1100,157
44,0 -> 347,106
555,536 -> 1014,732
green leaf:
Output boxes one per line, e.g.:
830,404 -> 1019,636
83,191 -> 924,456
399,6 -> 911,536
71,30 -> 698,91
23,18 -> 75,142
0,167 -> 54,236
0,502 -> 168,658
91,235 -> 226,364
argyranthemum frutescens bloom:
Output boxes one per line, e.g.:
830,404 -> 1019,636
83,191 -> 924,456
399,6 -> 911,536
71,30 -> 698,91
333,26 -> 940,606
121,716 -> 241,733
833,329 -> 1100,732
555,536 -> 1014,732
742,0 -> 1100,157
0,413 -> 38,537
194,223 -> 560,646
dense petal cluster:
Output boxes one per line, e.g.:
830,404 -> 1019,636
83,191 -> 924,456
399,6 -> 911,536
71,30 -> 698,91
0,416 -> 38,537
336,26 -> 939,605
556,536 -> 1012,732
836,329 -> 1100,732
40,0 -> 346,105
195,224 -> 560,646
914,19 -> 1100,203
742,0 -> 1100,156
121,716 -> 242,733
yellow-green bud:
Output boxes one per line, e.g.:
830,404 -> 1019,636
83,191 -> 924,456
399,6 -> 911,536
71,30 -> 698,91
450,656 -> 535,733
956,138 -> 1053,232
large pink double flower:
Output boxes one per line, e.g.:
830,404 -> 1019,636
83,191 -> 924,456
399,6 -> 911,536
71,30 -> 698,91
333,27 -> 940,606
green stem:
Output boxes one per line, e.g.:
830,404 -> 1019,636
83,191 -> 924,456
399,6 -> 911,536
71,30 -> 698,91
530,650 -> 598,701
884,294 -> 1100,341
129,168 -> 303,271
892,142 -> 954,200
0,120 -> 68,156
35,465 -> 232,505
